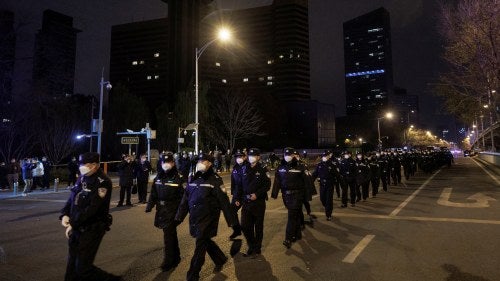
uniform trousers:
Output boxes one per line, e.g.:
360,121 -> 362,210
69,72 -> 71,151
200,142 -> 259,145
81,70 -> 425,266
162,224 -> 181,267
187,236 -> 226,281
370,177 -> 380,196
319,182 -> 334,217
118,185 -> 131,204
340,179 -> 357,205
137,180 -> 148,202
241,200 -> 266,253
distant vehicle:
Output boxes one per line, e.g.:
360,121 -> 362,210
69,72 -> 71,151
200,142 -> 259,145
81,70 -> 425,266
463,150 -> 475,157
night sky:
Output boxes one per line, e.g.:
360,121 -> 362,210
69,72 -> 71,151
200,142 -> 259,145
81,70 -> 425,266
2,0 -> 456,138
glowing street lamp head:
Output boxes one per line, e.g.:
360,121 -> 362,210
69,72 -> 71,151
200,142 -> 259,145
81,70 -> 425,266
217,28 -> 231,42
385,112 -> 393,119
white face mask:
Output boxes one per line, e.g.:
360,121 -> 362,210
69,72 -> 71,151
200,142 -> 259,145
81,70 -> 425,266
376,153 -> 380,157
196,162 -> 207,172
344,155 -> 350,159
284,156 -> 293,162
357,155 -> 363,160
141,158 -> 147,162
248,156 -> 258,164
79,165 -> 92,175
322,157 -> 328,162
236,158 -> 244,165
162,163 -> 172,171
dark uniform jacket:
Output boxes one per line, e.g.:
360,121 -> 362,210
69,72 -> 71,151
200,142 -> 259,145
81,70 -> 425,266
117,160 -> 135,187
68,160 -> 79,177
271,159 -> 311,209
146,167 -> 184,229
355,159 -> 371,185
60,170 -> 113,231
312,160 -> 337,186
368,158 -> 381,179
175,168 -> 235,238
339,157 -> 357,182
233,162 -> 271,205
135,161 -> 152,183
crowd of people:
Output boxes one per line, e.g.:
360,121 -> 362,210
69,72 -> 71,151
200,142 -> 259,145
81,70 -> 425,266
0,157 -> 53,195
56,147 -> 453,281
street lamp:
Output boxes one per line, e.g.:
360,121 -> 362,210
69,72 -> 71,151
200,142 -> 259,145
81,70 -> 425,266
377,112 -> 393,150
97,68 -> 112,156
76,134 -> 97,152
195,27 -> 232,154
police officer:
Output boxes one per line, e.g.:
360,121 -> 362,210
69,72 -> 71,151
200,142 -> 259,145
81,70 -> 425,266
271,147 -> 311,249
41,156 -> 52,190
135,154 -> 152,204
338,151 -> 357,207
355,152 -> 371,201
311,151 -> 337,220
367,153 -> 381,198
233,148 -> 271,257
377,152 -> 390,191
59,152 -> 120,281
178,151 -> 191,182
294,150 -> 316,227
229,149 -> 246,239
117,154 -> 135,207
145,152 -> 184,271
175,153 -> 237,281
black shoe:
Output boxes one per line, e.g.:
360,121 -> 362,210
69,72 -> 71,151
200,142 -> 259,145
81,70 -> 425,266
242,249 -> 254,257
126,202 -> 133,206
283,240 -> 292,249
326,216 -> 332,221
310,214 -> 317,219
341,204 -> 347,208
213,257 -> 228,273
356,198 -> 361,202
116,203 -> 123,207
254,249 -> 261,255
351,204 -> 355,207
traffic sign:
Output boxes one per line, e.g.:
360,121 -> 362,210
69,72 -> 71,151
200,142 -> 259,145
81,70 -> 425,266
121,137 -> 139,145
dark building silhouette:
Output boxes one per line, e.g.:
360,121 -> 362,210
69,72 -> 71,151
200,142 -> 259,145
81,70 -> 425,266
392,87 -> 419,127
32,10 -> 80,97
110,18 -> 168,121
0,10 -> 16,117
344,7 -> 393,116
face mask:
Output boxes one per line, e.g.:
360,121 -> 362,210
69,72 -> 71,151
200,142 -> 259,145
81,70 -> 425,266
376,153 -> 380,157
79,165 -> 92,175
196,162 -> 207,172
322,157 -> 328,162
344,155 -> 350,159
357,155 -> 362,160
284,156 -> 293,162
248,156 -> 257,164
162,163 -> 172,171
236,158 -> 244,165
141,158 -> 146,162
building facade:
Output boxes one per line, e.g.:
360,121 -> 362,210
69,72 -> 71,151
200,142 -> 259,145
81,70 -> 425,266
32,10 -> 80,97
343,7 -> 393,116
0,10 -> 15,112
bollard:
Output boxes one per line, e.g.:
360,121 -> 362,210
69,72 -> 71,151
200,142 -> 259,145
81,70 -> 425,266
54,178 -> 59,192
13,181 -> 18,196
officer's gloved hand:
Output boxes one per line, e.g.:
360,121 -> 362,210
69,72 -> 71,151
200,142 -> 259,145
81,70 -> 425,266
61,215 -> 70,227
65,225 -> 72,239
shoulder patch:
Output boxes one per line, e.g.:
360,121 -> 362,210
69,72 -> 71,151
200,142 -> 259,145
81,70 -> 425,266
98,187 -> 107,198
266,172 -> 271,178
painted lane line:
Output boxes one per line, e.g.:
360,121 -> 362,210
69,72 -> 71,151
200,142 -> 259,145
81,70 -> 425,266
389,169 -> 441,217
472,158 -> 500,186
342,234 -> 375,263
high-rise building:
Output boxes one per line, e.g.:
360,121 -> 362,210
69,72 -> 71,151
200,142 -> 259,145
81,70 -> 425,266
32,10 -> 80,97
0,10 -> 16,110
344,7 -> 393,115
110,18 -> 169,118
392,87 -> 419,126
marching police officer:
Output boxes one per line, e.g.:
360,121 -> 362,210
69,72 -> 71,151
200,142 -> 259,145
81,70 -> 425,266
59,152 -> 120,281
233,148 -> 271,257
117,154 -> 136,207
229,149 -> 246,239
338,151 -> 357,207
271,147 -> 312,249
377,152 -> 390,191
368,153 -> 381,198
355,152 -> 371,201
311,151 -> 337,220
145,152 -> 184,272
175,153 -> 237,281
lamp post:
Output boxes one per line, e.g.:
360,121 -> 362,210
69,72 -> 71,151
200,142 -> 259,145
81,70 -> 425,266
377,112 -> 393,150
97,68 -> 112,156
195,28 -> 231,154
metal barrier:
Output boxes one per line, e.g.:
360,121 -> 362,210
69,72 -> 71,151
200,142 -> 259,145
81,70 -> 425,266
478,151 -> 500,167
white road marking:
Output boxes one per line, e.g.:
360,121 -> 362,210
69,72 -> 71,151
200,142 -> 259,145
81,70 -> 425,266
437,187 -> 496,208
342,235 -> 375,263
389,169 -> 441,217
472,158 -> 500,186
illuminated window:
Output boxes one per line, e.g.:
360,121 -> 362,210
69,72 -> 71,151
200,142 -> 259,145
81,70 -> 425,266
132,61 -> 138,65
297,54 -> 300,58
267,82 -> 273,86
215,62 -> 221,67
267,60 -> 273,64
258,77 -> 265,81
154,75 -> 160,79
375,95 -> 382,99
147,75 -> 152,80
279,55 -> 284,59
222,79 -> 227,83
139,60 -> 145,64
267,76 -> 273,80
369,53 -> 374,56
243,78 -> 249,82
350,42 -> 354,46
355,62 -> 360,66
154,52 -> 160,57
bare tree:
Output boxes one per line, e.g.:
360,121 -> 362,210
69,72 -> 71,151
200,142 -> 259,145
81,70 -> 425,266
208,90 -> 265,152
436,0 -> 499,122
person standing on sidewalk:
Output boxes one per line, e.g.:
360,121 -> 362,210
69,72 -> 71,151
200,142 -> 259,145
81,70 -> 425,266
41,156 -> 52,190
31,158 -> 45,191
67,157 -> 79,189
7,158 -> 21,191
117,155 -> 136,207
21,158 -> 36,195
135,154 -> 152,204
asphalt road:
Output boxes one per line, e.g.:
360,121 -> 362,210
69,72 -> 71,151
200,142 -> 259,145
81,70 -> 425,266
0,157 -> 499,281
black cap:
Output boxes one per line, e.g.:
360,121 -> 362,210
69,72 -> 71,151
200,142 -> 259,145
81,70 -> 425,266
248,148 -> 260,156
234,149 -> 245,158
198,153 -> 214,163
284,147 -> 294,156
342,150 -> 351,155
79,152 -> 100,164
162,152 -> 175,163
